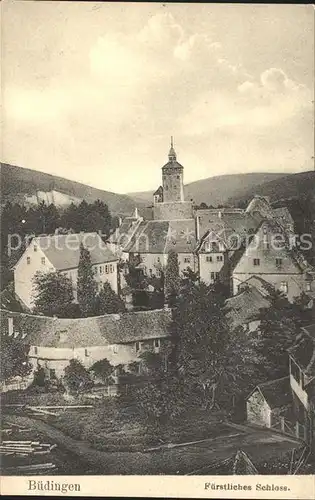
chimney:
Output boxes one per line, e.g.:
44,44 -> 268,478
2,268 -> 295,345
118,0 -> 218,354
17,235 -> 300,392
134,207 -> 139,219
218,211 -> 222,219
118,216 -> 122,227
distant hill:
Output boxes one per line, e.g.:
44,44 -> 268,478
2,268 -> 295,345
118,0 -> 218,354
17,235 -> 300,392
0,163 -> 140,215
129,172 -> 287,207
228,171 -> 315,206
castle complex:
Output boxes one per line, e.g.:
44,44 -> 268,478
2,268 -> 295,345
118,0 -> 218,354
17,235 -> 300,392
110,140 -> 315,303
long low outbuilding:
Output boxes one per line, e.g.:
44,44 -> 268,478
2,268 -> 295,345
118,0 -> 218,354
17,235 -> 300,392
1,308 -> 172,381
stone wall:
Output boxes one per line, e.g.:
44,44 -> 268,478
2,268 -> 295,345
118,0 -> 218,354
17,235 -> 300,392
153,201 -> 193,221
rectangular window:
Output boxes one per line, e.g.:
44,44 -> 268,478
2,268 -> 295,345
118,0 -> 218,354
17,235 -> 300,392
135,341 -> 140,353
210,272 -> 218,281
184,257 -> 190,263
85,348 -> 88,357
306,282 -> 312,292
113,345 -> 118,354
253,258 -> 260,266
8,317 -> 13,336
26,257 -> 31,265
41,257 -> 45,265
217,255 -> 223,262
154,339 -> 160,348
50,369 -> 56,380
34,346 -> 38,355
110,264 -> 114,273
105,265 -> 109,274
206,256 -> 213,262
276,258 -> 282,266
280,281 -> 288,294
34,246 -> 37,252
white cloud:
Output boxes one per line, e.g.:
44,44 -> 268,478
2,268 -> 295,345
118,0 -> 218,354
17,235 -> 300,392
181,67 -> 313,135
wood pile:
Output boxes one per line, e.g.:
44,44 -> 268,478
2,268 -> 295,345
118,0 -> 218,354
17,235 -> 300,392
4,462 -> 57,474
0,440 -> 57,457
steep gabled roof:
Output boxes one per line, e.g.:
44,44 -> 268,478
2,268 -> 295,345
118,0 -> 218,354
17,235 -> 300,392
124,219 -> 196,254
224,284 -> 272,330
28,233 -> 117,270
248,377 -> 292,409
153,186 -> 163,196
232,218 -> 312,274
288,325 -> 315,377
272,206 -> 294,226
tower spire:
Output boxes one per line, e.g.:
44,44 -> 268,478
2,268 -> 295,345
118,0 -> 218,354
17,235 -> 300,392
168,136 -> 177,162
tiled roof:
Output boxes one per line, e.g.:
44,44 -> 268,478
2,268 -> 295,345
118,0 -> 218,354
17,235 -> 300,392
153,186 -> 163,196
224,285 -> 271,330
162,160 -> 184,171
240,276 -> 276,297
124,219 -> 196,254
288,325 -> 315,377
197,212 -> 260,247
109,219 -> 141,246
232,218 -> 312,274
250,377 -> 292,409
32,233 -> 117,270
0,308 -> 172,348
272,206 -> 294,226
246,196 -> 273,218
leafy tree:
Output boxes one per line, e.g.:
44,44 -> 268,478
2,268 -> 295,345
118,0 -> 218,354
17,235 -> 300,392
32,365 -> 47,387
164,250 -> 180,306
63,359 -> 93,394
0,336 -> 32,382
171,280 -> 260,410
77,243 -> 97,317
257,290 -> 303,379
94,282 -> 126,315
89,358 -> 115,385
33,271 -> 76,317
127,351 -> 187,429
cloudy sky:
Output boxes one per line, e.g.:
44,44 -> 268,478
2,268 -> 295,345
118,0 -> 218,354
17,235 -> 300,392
2,2 -> 314,194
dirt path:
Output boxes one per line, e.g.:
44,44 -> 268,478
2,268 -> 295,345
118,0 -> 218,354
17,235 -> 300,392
6,414 -> 301,475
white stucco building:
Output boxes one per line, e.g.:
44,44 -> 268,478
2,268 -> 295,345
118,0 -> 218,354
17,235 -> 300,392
13,232 -> 119,310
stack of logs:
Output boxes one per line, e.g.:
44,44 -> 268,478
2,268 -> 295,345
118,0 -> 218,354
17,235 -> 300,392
1,424 -> 58,474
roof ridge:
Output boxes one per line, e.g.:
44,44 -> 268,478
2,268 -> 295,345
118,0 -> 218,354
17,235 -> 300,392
257,376 -> 289,388
0,307 -> 172,322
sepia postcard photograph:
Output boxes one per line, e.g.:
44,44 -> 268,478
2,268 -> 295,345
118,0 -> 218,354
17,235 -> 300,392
0,1 -> 314,498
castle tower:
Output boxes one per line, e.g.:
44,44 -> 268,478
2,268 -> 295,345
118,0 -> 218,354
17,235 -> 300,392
162,137 -> 184,203
153,138 -> 193,221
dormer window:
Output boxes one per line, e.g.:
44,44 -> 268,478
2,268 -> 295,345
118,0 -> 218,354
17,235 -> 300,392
217,255 -> 223,262
206,256 -> 213,262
